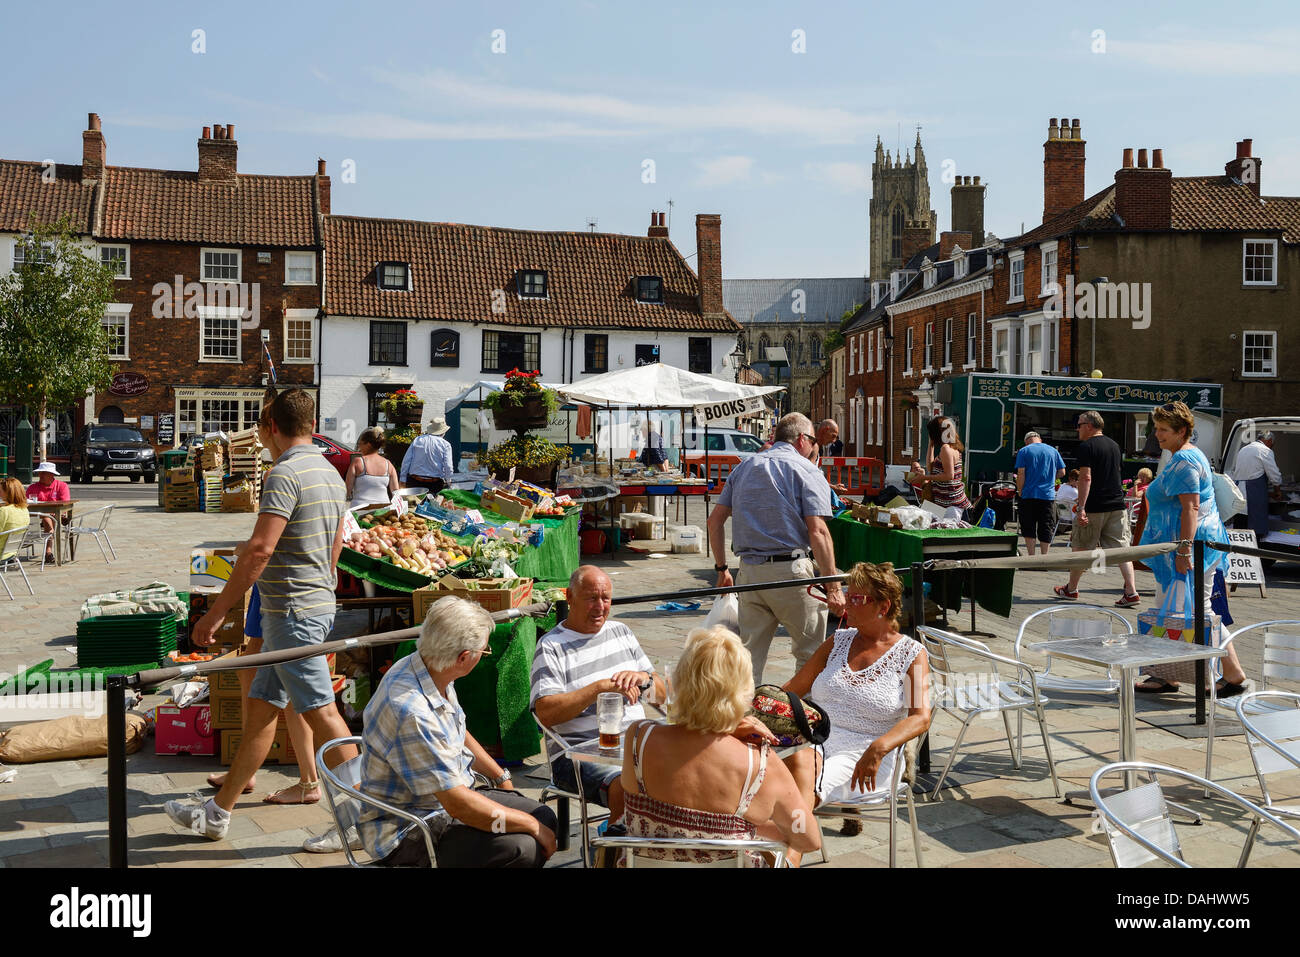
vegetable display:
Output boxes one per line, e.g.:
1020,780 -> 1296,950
345,511 -> 471,575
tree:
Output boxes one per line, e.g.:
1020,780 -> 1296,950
0,217 -> 117,460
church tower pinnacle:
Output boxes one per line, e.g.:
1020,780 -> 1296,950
868,127 -> 936,281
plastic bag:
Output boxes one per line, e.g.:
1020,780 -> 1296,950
891,506 -> 932,529
704,592 -> 739,633
1213,472 -> 1247,521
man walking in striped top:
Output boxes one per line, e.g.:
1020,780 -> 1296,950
531,566 -> 664,823
166,389 -> 357,840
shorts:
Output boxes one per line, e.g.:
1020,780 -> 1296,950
1018,498 -> 1057,544
247,610 -> 337,712
549,754 -> 622,807
1071,508 -> 1131,551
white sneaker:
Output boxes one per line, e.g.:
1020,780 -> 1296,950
165,797 -> 230,841
303,825 -> 361,853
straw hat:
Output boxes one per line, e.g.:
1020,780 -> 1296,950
426,416 -> 450,436
34,462 -> 61,477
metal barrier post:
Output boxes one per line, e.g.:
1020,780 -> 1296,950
910,561 -> 930,774
1194,539 -> 1206,726
107,674 -> 128,868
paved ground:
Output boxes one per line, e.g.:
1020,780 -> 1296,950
2,485 -> 1299,868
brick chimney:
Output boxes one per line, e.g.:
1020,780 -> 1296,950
951,175 -> 985,245
1113,146 -> 1172,230
939,231 -> 973,261
1225,138 -> 1261,197
695,213 -> 724,318
82,112 -> 106,184
1043,117 -> 1086,222
316,158 -> 331,215
198,123 -> 238,184
648,211 -> 669,238
901,220 -> 933,264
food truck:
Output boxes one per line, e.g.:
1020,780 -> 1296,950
940,373 -> 1224,488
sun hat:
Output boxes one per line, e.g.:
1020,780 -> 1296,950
34,462 -> 60,476
426,416 -> 450,436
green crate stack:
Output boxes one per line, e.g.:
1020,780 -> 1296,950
76,613 -> 178,668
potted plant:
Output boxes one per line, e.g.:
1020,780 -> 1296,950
479,434 -> 572,487
484,369 -> 560,432
380,389 -> 425,427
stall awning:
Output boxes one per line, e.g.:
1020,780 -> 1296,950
554,363 -> 784,414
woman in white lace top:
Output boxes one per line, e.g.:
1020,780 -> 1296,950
783,562 -> 931,814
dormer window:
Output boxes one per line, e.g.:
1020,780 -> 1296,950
517,269 -> 548,298
377,262 -> 410,291
635,276 -> 663,303
953,246 -> 967,280
921,258 -> 936,290
871,281 -> 886,309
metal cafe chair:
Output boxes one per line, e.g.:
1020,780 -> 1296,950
1206,621 -> 1300,787
0,526 -> 35,599
1090,761 -> 1300,868
807,739 -> 926,868
1013,605 -> 1131,696
917,625 -> 1061,799
590,835 -> 788,868
536,718 -> 610,858
20,515 -> 52,570
67,503 -> 118,563
1235,691 -> 1300,822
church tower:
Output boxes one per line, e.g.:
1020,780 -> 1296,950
869,131 -> 937,280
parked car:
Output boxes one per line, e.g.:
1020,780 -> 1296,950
312,434 -> 356,480
70,425 -> 158,483
679,428 -> 765,463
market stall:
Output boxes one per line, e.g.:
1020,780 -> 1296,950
828,514 -> 1019,618
943,373 -> 1224,487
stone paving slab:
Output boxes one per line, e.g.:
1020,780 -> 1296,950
2,488 -> 1299,868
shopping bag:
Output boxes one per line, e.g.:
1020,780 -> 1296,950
704,592 -> 739,633
1137,578 -> 1221,683
1212,471 -> 1247,521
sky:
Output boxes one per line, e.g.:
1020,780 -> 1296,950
6,0 -> 1300,279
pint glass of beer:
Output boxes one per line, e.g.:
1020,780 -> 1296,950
597,692 -> 624,750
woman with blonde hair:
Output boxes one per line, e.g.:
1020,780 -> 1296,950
618,626 -> 819,866
346,427 -> 400,505
783,562 -> 931,827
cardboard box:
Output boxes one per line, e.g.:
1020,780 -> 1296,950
414,577 -> 534,620
489,491 -> 534,522
221,487 -> 258,513
167,466 -> 196,485
618,495 -> 648,515
188,587 -> 250,645
191,549 -> 237,589
209,691 -> 244,730
220,727 -> 287,766
155,703 -> 215,756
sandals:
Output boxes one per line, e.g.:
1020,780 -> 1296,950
1135,678 -> 1180,694
263,780 -> 321,805
1215,680 -> 1250,699
208,772 -> 255,794
1052,585 -> 1079,601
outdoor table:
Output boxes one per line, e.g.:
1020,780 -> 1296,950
564,734 -> 807,866
1029,632 -> 1223,819
828,517 -> 1019,624
27,500 -> 75,565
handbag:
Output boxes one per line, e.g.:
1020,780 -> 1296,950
1212,471 -> 1247,521
1137,579 -> 1222,684
748,685 -> 830,747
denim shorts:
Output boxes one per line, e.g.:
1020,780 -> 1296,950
247,610 -> 336,712
549,754 -> 622,807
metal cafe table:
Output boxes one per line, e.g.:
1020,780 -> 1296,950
27,500 -> 76,565
1029,632 -> 1224,821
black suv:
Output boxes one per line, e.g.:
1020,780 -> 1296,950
70,425 -> 159,483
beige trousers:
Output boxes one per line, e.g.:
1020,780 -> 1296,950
736,558 -> 828,684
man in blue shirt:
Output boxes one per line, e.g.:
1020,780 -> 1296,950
708,412 -> 845,682
401,416 -> 455,492
1015,431 -> 1066,556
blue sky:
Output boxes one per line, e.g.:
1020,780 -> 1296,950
6,0 -> 1300,279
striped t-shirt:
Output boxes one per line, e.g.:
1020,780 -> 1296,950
531,620 -> 654,759
257,443 -> 346,619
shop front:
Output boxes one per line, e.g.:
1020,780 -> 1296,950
943,374 -> 1224,486
172,387 -> 319,447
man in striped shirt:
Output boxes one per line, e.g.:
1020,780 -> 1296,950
167,389 -> 357,840
531,566 -> 664,821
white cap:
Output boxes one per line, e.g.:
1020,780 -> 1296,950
34,462 -> 60,476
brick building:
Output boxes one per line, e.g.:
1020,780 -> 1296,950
0,113 -> 328,461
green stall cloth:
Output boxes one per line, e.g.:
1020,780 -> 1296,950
392,586 -> 564,762
828,517 -> 1019,618
441,488 -> 581,583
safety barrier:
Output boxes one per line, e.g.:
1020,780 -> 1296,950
818,456 -> 885,496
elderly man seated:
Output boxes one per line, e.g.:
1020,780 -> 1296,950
531,565 -> 664,822
359,595 -> 557,867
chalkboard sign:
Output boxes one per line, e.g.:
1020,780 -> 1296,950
1225,528 -> 1266,597
157,413 -> 175,445
430,328 -> 460,367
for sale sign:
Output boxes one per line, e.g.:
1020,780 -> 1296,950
1225,529 -> 1266,596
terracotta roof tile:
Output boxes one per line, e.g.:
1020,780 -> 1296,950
0,160 -> 96,233
99,167 -> 318,246
1263,196 -> 1300,244
323,215 -> 740,332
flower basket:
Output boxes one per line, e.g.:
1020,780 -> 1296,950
389,402 -> 424,427
484,370 -> 560,434
494,463 -> 559,488
491,395 -> 551,432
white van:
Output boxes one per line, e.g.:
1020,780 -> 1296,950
1222,416 -> 1300,561
679,428 -> 765,463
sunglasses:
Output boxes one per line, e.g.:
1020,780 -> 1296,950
847,593 -> 877,606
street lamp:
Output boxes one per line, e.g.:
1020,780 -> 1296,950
729,343 -> 746,383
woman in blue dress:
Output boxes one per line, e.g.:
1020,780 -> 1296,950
1135,402 -> 1248,695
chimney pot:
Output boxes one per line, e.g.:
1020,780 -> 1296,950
81,113 -> 107,184
973,175 -> 980,185
226,123 -> 235,140
1153,148 -> 1164,169
1048,118 -> 1060,139
199,123 -> 238,183
1122,148 -> 1133,168
202,126 -> 211,139
1242,138 -> 1253,157
1137,149 -> 1149,168
317,158 -> 326,175
87,112 -> 100,131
